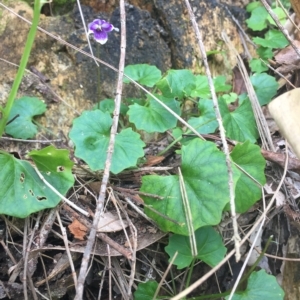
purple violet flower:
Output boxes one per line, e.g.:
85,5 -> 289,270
88,19 -> 119,45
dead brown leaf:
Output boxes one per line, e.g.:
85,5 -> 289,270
68,219 -> 88,240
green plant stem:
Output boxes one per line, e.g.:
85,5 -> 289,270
0,0 -> 42,137
239,235 -> 273,285
97,43 -> 102,100
185,258 -> 196,289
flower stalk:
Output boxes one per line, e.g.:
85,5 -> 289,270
0,0 -> 44,137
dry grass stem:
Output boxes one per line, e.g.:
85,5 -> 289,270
222,31 -> 274,151
55,211 -> 77,287
182,0 -> 240,261
153,251 -> 178,300
178,168 -> 197,256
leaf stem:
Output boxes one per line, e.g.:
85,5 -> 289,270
185,258 -> 196,289
0,0 -> 42,137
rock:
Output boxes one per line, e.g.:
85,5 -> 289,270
0,1 -> 171,142
0,0 -> 250,144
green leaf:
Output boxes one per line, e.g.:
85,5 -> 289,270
190,75 -> 231,98
5,97 -> 46,139
249,58 -> 268,73
222,93 -> 238,105
219,98 -> 259,143
93,99 -> 128,115
230,141 -> 266,213
141,139 -> 239,235
246,1 -> 262,13
250,73 -> 278,106
0,148 -> 74,218
156,69 -> 196,99
127,95 -> 181,133
134,281 -> 166,300
246,6 -> 268,31
69,110 -> 145,174
123,64 -> 162,87
188,99 -> 218,134
165,227 -> 226,269
125,98 -> 146,106
267,7 -> 286,26
28,145 -> 74,183
190,75 -> 210,98
253,29 -> 289,49
213,76 -> 232,93
257,47 -> 274,60
226,270 -> 284,300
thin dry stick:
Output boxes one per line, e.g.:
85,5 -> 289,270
0,240 -> 17,264
0,136 -> 61,143
55,211 -> 77,287
97,266 -> 107,300
228,189 -> 267,300
96,232 -> 132,259
38,253 -> 52,300
107,245 -> 112,300
113,192 -> 137,297
178,168 -> 197,256
183,0 -> 240,260
153,252 -> 178,300
260,0 -> 300,58
37,207 -> 58,247
221,31 -> 274,152
124,196 -> 158,226
127,223 -> 137,298
0,2 -> 204,140
76,0 -> 98,67
109,190 -> 132,252
110,258 -> 129,299
171,148 -> 289,300
75,2 -> 127,296
23,214 -> 41,300
23,218 -> 29,300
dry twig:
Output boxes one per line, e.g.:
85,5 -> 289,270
182,0 -> 240,260
75,0 -> 127,297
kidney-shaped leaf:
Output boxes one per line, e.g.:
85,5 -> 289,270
230,141 -> 266,213
165,226 -> 226,269
220,98 -> 259,143
0,149 -> 74,218
188,99 -> 218,134
141,139 -> 239,235
123,64 -> 162,87
5,97 -> 46,139
127,95 -> 181,133
156,69 -> 196,100
69,110 -> 145,174
250,73 -> 278,106
226,270 -> 284,300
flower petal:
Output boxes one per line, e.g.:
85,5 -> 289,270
88,19 -> 101,31
101,21 -> 114,32
93,30 -> 108,44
